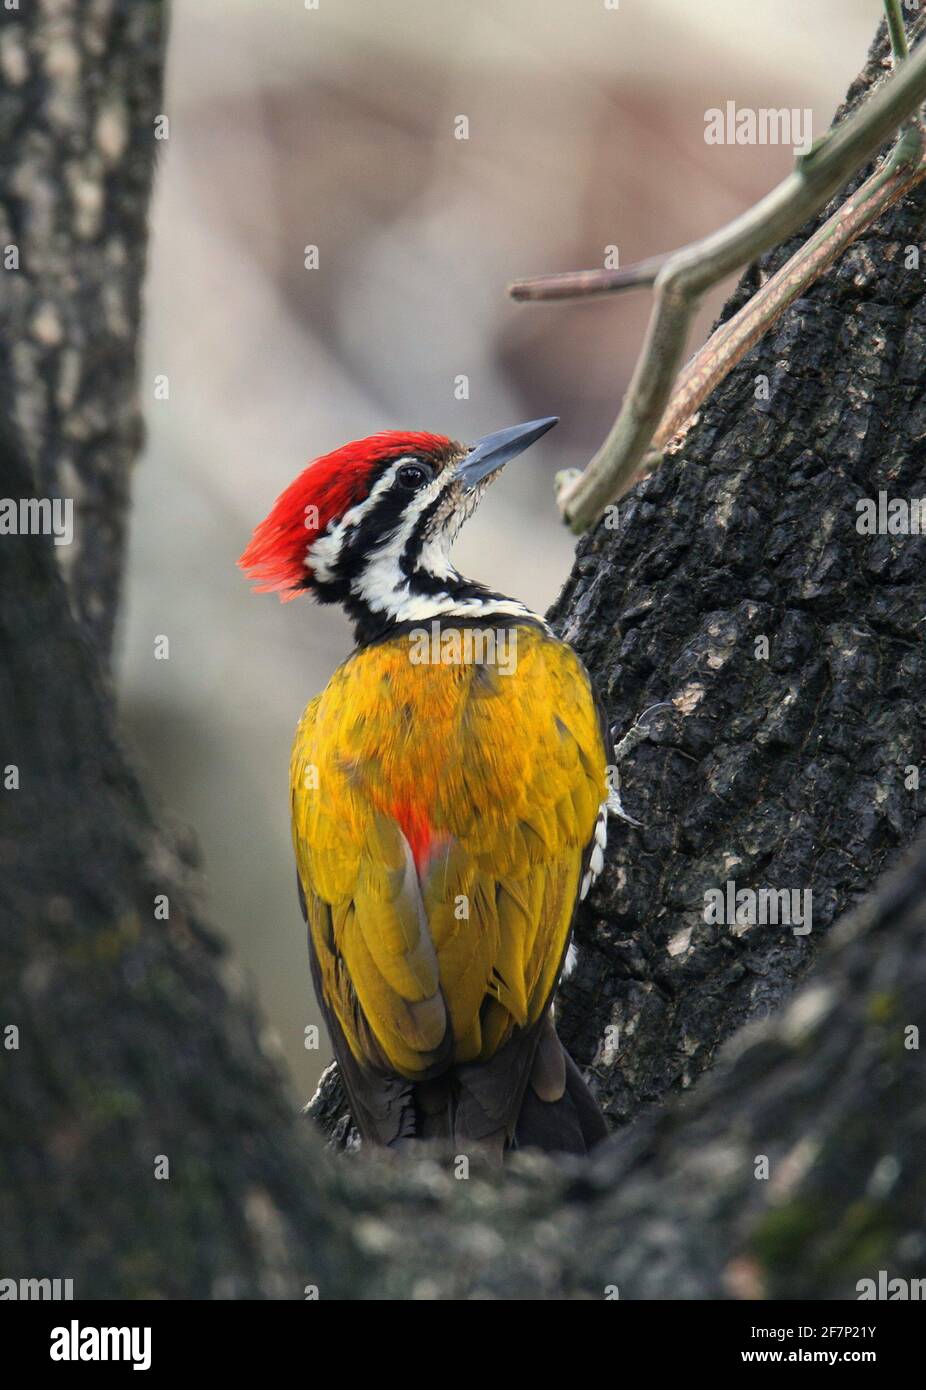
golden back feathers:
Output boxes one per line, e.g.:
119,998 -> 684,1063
290,622 -> 606,1081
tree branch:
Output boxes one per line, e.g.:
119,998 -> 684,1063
885,0 -> 910,64
653,124 -> 926,456
511,16 -> 926,532
509,253 -> 669,303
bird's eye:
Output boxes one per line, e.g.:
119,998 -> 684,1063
396,461 -> 432,490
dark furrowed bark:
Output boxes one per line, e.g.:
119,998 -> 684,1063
554,16 -> 926,1128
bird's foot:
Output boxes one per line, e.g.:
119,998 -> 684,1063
606,702 -> 673,827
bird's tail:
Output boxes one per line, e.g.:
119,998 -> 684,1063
512,1042 -> 607,1155
410,1013 -> 606,1158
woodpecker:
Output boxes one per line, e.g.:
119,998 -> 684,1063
240,418 -> 610,1156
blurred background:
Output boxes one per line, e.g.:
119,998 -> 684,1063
118,0 -> 877,1099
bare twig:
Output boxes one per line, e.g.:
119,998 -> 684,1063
885,0 -> 910,64
520,26 -> 926,532
654,124 -> 926,454
509,253 -> 669,302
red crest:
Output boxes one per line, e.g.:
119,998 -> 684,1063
238,431 -> 452,600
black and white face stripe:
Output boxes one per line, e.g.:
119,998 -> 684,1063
308,454 -> 544,640
310,454 -> 448,590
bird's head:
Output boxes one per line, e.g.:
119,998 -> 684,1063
239,417 -> 557,634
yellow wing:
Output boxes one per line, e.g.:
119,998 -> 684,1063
290,623 -> 606,1083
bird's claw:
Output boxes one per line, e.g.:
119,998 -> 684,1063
606,701 -> 672,827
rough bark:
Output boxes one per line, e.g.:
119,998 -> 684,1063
554,16 -> 926,1128
0,0 -> 164,660
1,9 -> 925,1300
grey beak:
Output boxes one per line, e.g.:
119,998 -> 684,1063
457,416 -> 558,491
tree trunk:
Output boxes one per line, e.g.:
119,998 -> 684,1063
0,0 -> 164,660
554,37 -> 926,1124
2,10 -> 925,1299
